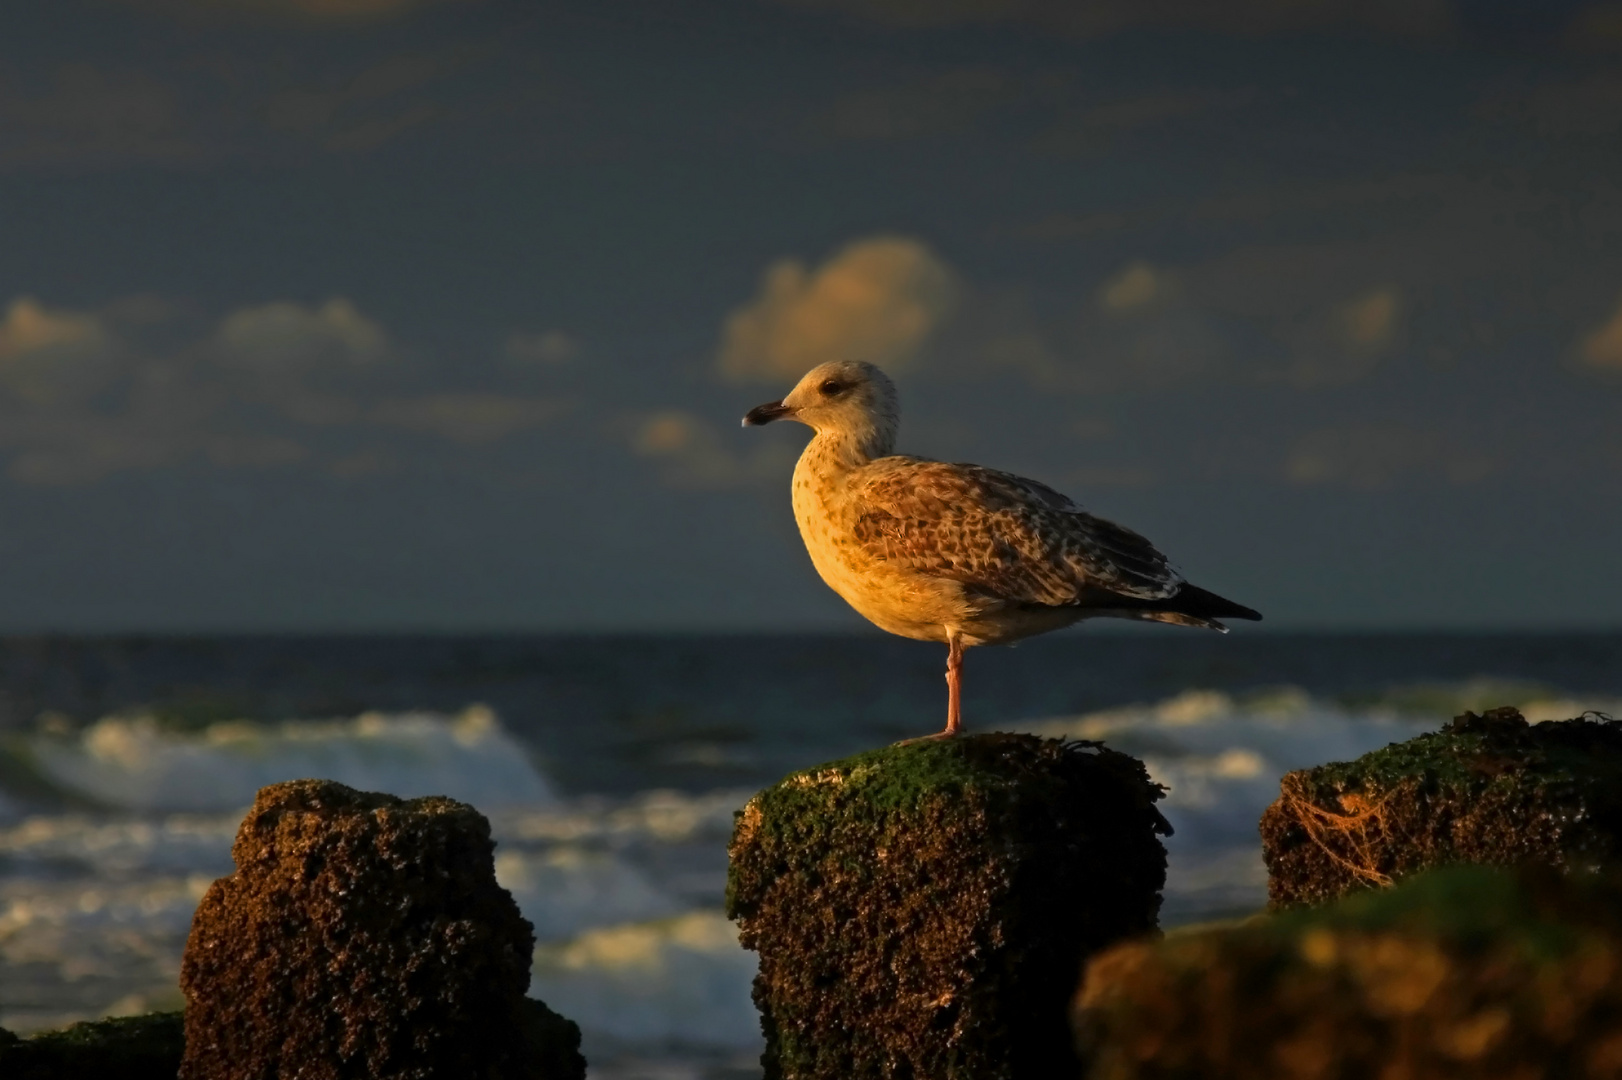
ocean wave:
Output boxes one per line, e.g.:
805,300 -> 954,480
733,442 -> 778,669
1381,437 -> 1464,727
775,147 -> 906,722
5,680 -> 1618,1047
9,706 -> 556,813
528,910 -> 760,1050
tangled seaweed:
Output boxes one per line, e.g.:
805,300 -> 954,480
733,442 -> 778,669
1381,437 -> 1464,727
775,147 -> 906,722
1261,708 -> 1622,909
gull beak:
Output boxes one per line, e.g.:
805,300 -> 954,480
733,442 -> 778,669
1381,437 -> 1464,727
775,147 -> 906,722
742,400 -> 793,427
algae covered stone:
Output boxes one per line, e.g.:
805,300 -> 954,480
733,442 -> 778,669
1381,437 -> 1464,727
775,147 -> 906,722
1074,864 -> 1622,1080
1261,707 -> 1622,909
727,732 -> 1170,1080
180,778 -> 584,1080
0,1011 -> 184,1080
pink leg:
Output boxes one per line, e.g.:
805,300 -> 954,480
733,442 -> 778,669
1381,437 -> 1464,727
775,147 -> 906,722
896,632 -> 967,745
942,631 -> 964,737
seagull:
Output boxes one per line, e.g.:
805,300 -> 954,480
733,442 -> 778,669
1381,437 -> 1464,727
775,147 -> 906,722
742,360 -> 1261,740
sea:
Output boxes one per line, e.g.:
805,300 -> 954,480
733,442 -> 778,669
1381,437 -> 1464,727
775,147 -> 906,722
1,631 -> 1619,1078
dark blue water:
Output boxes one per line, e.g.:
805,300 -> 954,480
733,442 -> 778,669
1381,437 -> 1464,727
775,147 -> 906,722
2,630 -> 1618,795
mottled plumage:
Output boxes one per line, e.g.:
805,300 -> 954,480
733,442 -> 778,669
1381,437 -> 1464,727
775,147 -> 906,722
743,360 -> 1260,738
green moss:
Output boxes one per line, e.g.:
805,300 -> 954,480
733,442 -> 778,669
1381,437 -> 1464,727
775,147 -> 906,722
1075,865 -> 1622,1079
730,733 -> 1170,1080
1261,708 -> 1622,909
1265,863 -> 1584,962
0,1012 -> 184,1080
1309,709 -> 1621,794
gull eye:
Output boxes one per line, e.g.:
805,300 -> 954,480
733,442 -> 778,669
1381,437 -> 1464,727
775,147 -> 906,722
820,379 -> 846,396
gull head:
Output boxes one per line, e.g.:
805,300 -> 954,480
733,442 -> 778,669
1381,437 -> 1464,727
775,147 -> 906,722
741,361 -> 899,457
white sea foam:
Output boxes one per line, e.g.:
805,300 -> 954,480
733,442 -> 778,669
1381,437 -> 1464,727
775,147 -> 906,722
4,685 -> 1618,1053
497,847 -> 684,941
529,911 -> 760,1051
1014,684 -> 1622,919
23,705 -> 555,813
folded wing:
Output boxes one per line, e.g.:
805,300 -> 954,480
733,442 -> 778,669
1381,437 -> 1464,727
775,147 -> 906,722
848,458 -> 1183,607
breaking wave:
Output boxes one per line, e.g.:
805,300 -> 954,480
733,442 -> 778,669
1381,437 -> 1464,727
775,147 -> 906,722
7,705 -> 555,813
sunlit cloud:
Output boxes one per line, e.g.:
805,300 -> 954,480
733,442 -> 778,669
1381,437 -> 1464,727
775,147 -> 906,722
1097,261 -> 1166,313
1579,294 -> 1622,371
717,236 -> 959,382
1336,287 -> 1399,349
1279,285 -> 1402,388
0,297 -> 120,407
216,298 -> 387,370
633,411 -> 795,489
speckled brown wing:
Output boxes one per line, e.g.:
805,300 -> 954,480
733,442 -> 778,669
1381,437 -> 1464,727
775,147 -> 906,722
848,457 -> 1183,606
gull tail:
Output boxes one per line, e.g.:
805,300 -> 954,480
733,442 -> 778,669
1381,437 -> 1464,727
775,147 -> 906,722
1103,583 -> 1263,634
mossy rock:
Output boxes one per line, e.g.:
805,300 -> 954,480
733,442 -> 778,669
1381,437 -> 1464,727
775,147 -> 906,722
1261,707 -> 1622,909
0,1012 -> 184,1080
516,998 -> 585,1080
727,732 -> 1171,1080
0,1004 -> 579,1080
1074,864 -> 1622,1079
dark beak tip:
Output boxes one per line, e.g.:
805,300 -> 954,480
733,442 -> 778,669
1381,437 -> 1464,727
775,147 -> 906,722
743,401 -> 791,427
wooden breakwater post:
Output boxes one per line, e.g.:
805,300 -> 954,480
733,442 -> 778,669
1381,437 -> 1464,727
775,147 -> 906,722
1074,864 -> 1622,1079
179,779 -> 584,1080
1260,708 -> 1622,909
726,733 -> 1170,1080
0,1013 -> 185,1080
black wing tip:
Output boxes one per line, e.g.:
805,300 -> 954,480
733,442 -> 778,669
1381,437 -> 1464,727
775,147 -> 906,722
1171,583 -> 1262,623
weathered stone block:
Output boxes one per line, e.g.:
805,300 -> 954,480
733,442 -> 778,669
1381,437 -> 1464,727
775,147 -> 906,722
0,1011 -> 184,1080
1261,708 -> 1622,909
179,779 -> 584,1080
727,733 -> 1170,1080
1074,865 -> 1622,1080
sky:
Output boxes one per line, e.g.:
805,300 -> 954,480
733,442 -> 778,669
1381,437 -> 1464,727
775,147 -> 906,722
1,0 -> 1620,632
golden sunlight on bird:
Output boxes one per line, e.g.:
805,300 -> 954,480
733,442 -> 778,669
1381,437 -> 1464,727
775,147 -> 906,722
743,360 -> 1261,739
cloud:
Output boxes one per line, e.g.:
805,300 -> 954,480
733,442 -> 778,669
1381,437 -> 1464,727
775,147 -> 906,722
1277,285 -> 1402,388
216,297 -> 387,370
633,411 -> 795,489
771,0 -> 1454,40
261,54 -> 457,153
1285,424 -> 1493,489
1579,294 -> 1622,371
0,65 -> 203,170
0,293 -> 566,484
0,51 -> 458,172
717,236 -> 959,382
503,330 -> 578,367
1097,261 -> 1167,313
372,393 -> 562,444
0,297 -> 120,406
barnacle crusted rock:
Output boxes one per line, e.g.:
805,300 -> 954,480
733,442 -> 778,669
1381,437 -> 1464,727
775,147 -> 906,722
179,779 -> 584,1080
0,1012 -> 184,1080
1261,707 -> 1622,909
727,732 -> 1170,1080
1074,864 -> 1622,1080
